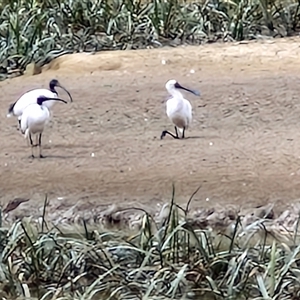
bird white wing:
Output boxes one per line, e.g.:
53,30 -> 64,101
10,89 -> 56,117
21,104 -> 50,136
183,98 -> 192,127
20,105 -> 32,135
166,97 -> 192,133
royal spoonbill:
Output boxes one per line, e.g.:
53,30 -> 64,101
20,95 -> 67,158
161,79 -> 200,139
7,79 -> 73,127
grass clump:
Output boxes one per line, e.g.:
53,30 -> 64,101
0,186 -> 300,299
1,0 -> 300,80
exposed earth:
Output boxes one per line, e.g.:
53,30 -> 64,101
1,37 -> 300,221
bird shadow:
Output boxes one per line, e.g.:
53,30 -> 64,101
43,144 -> 92,150
185,135 -> 205,140
40,154 -> 76,159
185,134 -> 221,139
23,154 -> 75,161
158,134 -> 220,141
159,135 -> 205,140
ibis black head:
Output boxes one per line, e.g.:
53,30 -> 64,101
49,79 -> 73,102
37,95 -> 68,106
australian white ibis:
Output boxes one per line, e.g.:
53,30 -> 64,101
7,79 -> 73,128
20,95 -> 67,158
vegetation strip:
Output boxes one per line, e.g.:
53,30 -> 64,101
1,186 -> 300,299
1,0 -> 299,81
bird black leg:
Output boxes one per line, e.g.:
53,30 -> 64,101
182,127 -> 186,139
29,133 -> 35,158
17,119 -> 21,131
160,130 -> 179,140
38,133 -> 45,158
174,127 -> 179,138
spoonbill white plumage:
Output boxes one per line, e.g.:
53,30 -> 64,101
161,79 -> 200,139
7,79 -> 72,126
20,95 -> 67,158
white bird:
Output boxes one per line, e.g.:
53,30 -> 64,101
161,79 -> 200,139
7,79 -> 72,128
20,95 -> 67,159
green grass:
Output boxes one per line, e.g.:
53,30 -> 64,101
0,186 -> 300,299
0,0 -> 300,81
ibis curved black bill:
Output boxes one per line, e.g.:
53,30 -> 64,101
37,96 -> 68,105
50,79 -> 73,103
175,82 -> 200,96
57,84 -> 73,102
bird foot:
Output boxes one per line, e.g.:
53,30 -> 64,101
29,155 -> 35,159
160,131 -> 167,140
39,154 -> 45,159
160,130 -> 179,140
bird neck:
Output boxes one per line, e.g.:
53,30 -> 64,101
37,101 -> 46,107
170,89 -> 184,101
39,105 -> 48,112
49,83 -> 57,94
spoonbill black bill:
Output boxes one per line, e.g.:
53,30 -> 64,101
7,79 -> 73,127
161,79 -> 200,140
20,95 -> 67,158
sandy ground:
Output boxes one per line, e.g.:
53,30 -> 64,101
1,37 -> 300,220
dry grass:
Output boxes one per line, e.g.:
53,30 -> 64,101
1,187 -> 300,299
